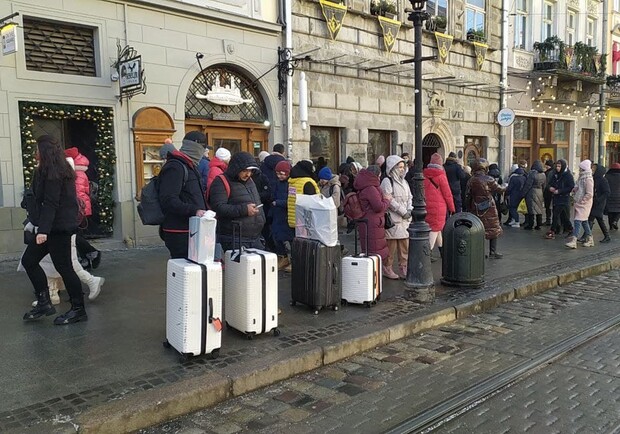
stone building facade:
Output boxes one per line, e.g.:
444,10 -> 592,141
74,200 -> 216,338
289,0 -> 504,171
0,0 -> 283,258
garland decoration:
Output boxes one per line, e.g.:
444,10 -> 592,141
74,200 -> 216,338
19,102 -> 116,234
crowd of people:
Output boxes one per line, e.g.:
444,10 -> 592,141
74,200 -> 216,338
21,130 -> 620,326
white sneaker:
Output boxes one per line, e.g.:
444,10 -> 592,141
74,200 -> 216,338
510,222 -> 520,228
88,277 -> 105,300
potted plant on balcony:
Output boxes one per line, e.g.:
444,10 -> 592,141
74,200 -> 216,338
573,42 -> 598,75
466,28 -> 486,43
370,0 -> 397,19
426,15 -> 447,33
533,36 -> 565,70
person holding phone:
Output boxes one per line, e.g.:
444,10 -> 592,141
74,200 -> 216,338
208,151 -> 266,251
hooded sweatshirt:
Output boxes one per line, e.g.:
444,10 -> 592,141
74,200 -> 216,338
381,155 -> 413,239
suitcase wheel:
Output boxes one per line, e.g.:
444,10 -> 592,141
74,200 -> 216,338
246,333 -> 255,340
179,353 -> 191,363
341,299 -> 348,306
332,305 -> 339,312
364,301 -> 372,308
210,349 -> 220,359
313,309 -> 320,315
272,328 -> 281,337
162,340 -> 171,349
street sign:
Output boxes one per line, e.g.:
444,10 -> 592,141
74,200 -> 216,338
1,23 -> 18,55
497,108 -> 515,127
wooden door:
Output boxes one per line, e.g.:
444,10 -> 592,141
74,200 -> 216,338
185,121 -> 268,157
581,129 -> 593,161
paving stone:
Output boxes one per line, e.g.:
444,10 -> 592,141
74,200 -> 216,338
278,408 -> 312,423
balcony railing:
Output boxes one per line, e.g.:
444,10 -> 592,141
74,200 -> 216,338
533,38 -> 604,78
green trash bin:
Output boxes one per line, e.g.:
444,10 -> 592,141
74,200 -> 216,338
441,212 -> 485,288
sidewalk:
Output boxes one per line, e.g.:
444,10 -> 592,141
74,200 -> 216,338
1,224 -> 618,433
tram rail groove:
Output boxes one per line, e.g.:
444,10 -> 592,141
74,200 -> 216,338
384,312 -> 620,434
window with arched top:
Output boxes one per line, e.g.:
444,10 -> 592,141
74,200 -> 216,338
185,65 -> 268,123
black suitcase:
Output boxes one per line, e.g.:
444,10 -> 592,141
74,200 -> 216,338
291,238 -> 341,314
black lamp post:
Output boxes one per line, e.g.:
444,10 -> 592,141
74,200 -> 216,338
404,0 -> 434,302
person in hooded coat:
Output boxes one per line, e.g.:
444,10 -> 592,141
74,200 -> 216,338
271,160 -> 295,271
208,151 -> 266,251
588,164 -> 611,243
287,160 -> 320,228
605,163 -> 620,231
520,159 -> 546,230
159,131 -> 208,259
461,165 -> 472,212
543,159 -> 555,225
545,159 -> 575,239
380,156 -> 413,279
261,143 -> 287,194
424,153 -> 455,262
444,152 -> 466,213
466,158 -> 506,259
565,160 -> 594,248
354,166 -> 390,263
505,167 -> 526,227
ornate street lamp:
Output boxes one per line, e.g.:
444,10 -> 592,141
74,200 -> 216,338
404,0 -> 434,302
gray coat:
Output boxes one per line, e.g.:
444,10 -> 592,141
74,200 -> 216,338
521,160 -> 546,215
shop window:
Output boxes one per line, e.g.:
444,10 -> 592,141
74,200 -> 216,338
608,142 -> 620,165
23,17 -> 97,77
368,130 -> 391,166
513,117 -> 531,141
554,120 -> 568,142
513,147 -> 531,165
612,120 -> 620,134
557,146 -> 569,162
310,126 -> 340,171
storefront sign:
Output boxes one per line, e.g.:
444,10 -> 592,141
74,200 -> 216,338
213,112 -> 241,121
497,108 -> 516,127
119,56 -> 141,89
1,23 -> 18,55
113,42 -> 146,101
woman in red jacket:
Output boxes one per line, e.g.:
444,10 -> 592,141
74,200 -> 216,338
424,153 -> 455,259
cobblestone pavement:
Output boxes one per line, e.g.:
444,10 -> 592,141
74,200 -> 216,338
140,270 -> 620,434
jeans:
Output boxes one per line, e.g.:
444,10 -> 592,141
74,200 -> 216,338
21,233 -> 83,304
508,206 -> 519,224
573,220 -> 592,238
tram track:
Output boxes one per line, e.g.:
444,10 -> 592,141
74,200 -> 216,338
385,312 -> 620,434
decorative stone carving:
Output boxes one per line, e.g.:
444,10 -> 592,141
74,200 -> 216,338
427,89 -> 447,117
587,0 -> 598,16
567,0 -> 579,8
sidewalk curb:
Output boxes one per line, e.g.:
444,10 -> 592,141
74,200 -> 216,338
75,258 -> 618,433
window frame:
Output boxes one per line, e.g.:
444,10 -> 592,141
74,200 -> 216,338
586,18 -> 595,47
542,1 -> 555,41
426,0 -> 448,18
513,0 -> 529,50
367,129 -> 392,167
566,10 -> 576,47
465,0 -> 486,34
309,126 -> 340,172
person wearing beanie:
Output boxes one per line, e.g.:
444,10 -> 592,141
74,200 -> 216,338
543,159 -> 555,225
466,158 -> 506,259
381,156 -> 413,279
546,159 -> 574,239
159,138 -> 177,161
270,160 -> 295,271
425,153 -> 455,263
318,166 -> 342,211
354,166 -> 391,269
566,159 -> 594,248
205,147 -> 232,199
158,131 -> 208,258
261,143 -> 287,195
208,151 -> 266,251
444,151 -> 466,213
287,160 -> 320,228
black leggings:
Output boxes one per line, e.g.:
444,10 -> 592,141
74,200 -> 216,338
21,233 -> 83,303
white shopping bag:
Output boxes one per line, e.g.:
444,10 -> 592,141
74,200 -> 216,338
188,211 -> 217,263
295,194 -> 338,246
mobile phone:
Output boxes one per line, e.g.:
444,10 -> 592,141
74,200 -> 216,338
256,203 -> 264,208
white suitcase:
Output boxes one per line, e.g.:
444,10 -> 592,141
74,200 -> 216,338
164,259 -> 223,359
341,219 -> 383,307
224,247 -> 280,339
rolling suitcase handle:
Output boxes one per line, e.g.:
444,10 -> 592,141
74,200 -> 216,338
231,220 -> 243,263
353,218 -> 370,256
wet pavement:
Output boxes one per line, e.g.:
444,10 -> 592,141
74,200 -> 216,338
0,223 -> 618,432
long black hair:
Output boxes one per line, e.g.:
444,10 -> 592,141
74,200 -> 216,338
36,135 -> 75,181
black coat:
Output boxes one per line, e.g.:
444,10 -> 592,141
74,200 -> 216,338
444,157 -> 466,209
591,165 -> 610,218
549,160 -> 575,206
261,153 -> 285,194
208,152 -> 266,241
27,170 -> 79,235
605,168 -> 620,213
158,152 -> 206,232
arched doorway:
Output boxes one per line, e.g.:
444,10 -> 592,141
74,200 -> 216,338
422,133 -> 443,166
185,65 -> 270,159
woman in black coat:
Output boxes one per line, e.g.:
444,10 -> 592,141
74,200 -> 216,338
589,164 -> 611,242
605,163 -> 620,231
21,135 -> 86,325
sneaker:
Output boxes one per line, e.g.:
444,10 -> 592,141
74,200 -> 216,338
382,265 -> 399,280
398,265 -> 407,279
582,235 -> 594,247
544,231 -> 555,240
565,236 -> 577,249
510,222 -> 520,228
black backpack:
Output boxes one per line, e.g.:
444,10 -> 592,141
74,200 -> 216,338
137,160 -> 188,225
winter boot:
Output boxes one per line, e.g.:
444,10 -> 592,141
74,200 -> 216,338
582,235 -> 595,247
544,230 -> 556,240
23,290 -> 56,321
534,215 -> 543,230
382,264 -> 400,280
565,236 -> 577,249
398,264 -> 407,279
488,239 -> 503,259
76,269 -> 104,301
32,277 -> 62,307
601,235 -> 612,243
54,300 -> 87,325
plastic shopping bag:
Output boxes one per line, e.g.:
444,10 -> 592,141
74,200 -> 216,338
517,199 -> 527,215
295,194 -> 338,246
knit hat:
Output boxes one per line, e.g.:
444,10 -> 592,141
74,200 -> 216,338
275,160 -> 291,176
183,131 -> 210,149
215,147 -> 231,162
318,166 -> 333,180
579,159 -> 592,171
375,155 -> 385,166
430,152 -> 443,166
159,143 -> 176,160
510,164 -> 518,174
258,151 -> 270,162
448,152 -> 457,158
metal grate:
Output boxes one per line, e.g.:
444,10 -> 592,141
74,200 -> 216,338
185,65 -> 267,123
23,17 -> 96,76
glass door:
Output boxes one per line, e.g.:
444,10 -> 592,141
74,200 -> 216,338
207,128 -> 247,155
